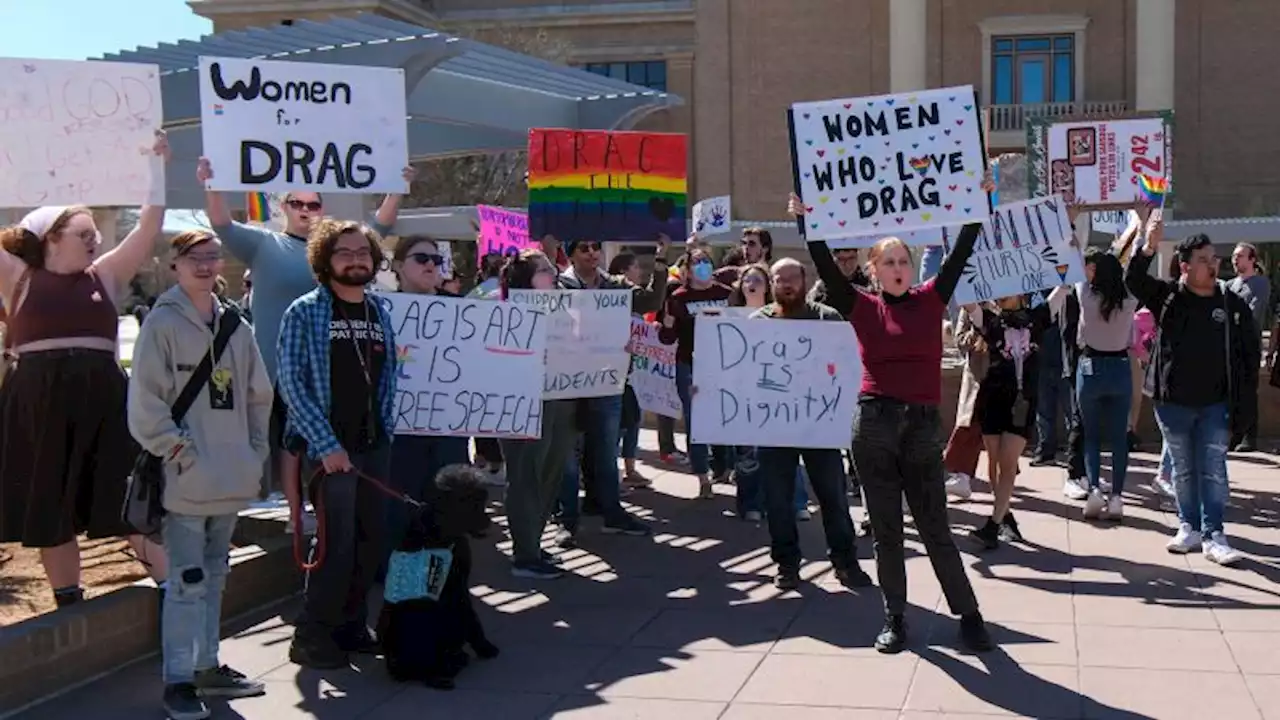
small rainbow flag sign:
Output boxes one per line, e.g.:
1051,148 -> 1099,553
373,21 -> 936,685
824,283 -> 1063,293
1138,174 -> 1169,207
245,192 -> 271,222
527,129 -> 688,244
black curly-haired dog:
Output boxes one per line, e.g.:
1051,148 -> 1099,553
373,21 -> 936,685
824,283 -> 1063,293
378,464 -> 499,689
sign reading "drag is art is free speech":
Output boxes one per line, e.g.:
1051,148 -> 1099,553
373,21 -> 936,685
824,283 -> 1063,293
198,56 -> 408,194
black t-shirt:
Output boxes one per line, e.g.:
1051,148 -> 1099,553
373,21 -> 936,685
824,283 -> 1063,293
1166,293 -> 1228,407
329,298 -> 387,452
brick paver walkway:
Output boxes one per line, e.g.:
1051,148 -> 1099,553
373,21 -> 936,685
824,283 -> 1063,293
21,431 -> 1280,719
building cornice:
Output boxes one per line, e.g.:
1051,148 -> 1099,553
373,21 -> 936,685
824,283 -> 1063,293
439,1 -> 693,29
187,0 -> 439,25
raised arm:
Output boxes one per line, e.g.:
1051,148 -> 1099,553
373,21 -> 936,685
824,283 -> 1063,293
933,222 -> 981,303
1125,211 -> 1174,317
94,131 -> 169,291
195,157 -> 276,266
373,166 -> 418,233
787,193 -> 856,316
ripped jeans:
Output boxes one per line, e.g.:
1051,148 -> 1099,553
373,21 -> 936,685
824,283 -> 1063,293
162,513 -> 238,685
1154,402 -> 1231,535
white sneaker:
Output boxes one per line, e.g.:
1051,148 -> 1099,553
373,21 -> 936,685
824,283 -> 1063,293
1063,477 -> 1089,501
1203,532 -> 1243,566
1104,495 -> 1123,521
1099,479 -> 1113,493
945,473 -> 973,500
743,510 -> 762,523
1166,523 -> 1202,554
796,508 -> 812,521
1154,475 -> 1176,498
1083,489 -> 1106,519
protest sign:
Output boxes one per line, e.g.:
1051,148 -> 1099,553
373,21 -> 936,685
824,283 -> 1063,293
825,225 -> 947,249
527,128 -> 688,243
627,318 -> 681,419
476,205 -> 535,262
383,293 -> 548,438
0,58 -> 164,208
690,318 -> 861,448
1091,209 -> 1135,235
948,196 -> 1085,305
198,57 -> 408,194
1029,115 -> 1171,208
507,289 -> 632,399
789,85 -> 988,240
692,196 -> 731,238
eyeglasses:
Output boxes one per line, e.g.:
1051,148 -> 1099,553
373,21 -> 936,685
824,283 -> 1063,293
408,252 -> 444,267
333,248 -> 373,262
575,242 -> 602,253
286,199 -> 323,212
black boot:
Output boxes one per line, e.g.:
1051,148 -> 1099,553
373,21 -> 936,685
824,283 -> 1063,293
999,512 -> 1023,543
959,612 -> 994,652
53,586 -> 84,609
970,518 -> 1000,550
875,614 -> 907,654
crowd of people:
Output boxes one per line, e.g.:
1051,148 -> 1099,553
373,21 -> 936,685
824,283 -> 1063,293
1,132 -> 1278,720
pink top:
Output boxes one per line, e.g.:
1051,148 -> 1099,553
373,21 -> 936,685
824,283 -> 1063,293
850,278 -> 946,406
1131,307 -> 1157,363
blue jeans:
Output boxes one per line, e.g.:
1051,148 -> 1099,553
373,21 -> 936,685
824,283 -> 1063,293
758,447 -> 855,571
675,362 -> 712,475
386,435 -> 471,551
1076,355 -> 1133,493
1035,328 -> 1070,456
162,513 -> 238,685
559,395 -> 625,529
735,448 -> 810,515
1154,402 -> 1230,535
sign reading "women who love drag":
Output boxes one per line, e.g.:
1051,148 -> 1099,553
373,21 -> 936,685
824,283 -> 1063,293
789,85 -> 989,240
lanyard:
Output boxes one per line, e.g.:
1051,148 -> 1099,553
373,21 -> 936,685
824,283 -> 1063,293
336,299 -> 374,390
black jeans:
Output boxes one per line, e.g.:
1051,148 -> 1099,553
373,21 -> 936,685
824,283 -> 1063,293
1065,383 -> 1085,479
295,443 -> 392,648
851,397 -> 978,617
758,447 -> 856,571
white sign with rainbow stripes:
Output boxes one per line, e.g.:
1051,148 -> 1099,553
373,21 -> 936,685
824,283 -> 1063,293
949,196 -> 1085,305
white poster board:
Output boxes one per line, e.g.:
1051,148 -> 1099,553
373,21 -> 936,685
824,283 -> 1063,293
1045,117 -> 1167,207
0,58 -> 164,208
627,318 -> 681,419
790,85 -> 988,240
507,289 -> 632,399
1091,209 -> 1135,235
383,293 -> 548,438
198,57 -> 409,194
949,196 -> 1086,305
825,225 -> 947,249
690,318 -> 862,448
692,195 -> 732,238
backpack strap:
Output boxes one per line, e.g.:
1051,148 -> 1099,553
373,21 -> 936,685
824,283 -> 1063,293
170,302 -> 243,423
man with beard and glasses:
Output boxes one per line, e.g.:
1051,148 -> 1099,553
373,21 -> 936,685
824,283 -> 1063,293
554,235 -> 670,547
196,159 -> 415,534
715,227 -> 776,285
278,219 -> 399,669
747,258 -> 870,591
1226,243 -> 1270,452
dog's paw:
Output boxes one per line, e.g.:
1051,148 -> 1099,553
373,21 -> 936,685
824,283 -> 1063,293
471,639 -> 500,660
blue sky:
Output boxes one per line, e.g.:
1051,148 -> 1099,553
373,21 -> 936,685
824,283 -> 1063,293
1,0 -> 213,60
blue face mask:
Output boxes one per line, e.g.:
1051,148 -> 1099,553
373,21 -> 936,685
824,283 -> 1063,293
691,261 -> 714,283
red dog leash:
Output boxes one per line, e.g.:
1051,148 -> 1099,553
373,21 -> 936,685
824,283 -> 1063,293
291,466 -> 425,572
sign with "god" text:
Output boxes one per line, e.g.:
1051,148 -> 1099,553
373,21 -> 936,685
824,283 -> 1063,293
198,57 -> 408,194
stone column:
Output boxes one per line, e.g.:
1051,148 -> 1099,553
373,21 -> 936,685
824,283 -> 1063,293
889,0 -> 928,92
1135,0 -> 1176,111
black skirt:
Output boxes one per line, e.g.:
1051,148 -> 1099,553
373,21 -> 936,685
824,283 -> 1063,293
0,349 -> 137,547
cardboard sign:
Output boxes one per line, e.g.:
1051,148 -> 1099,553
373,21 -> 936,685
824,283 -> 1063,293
1091,209 -> 1135,235
948,196 -> 1085,305
1042,117 -> 1169,208
527,128 -> 688,243
692,195 -> 732,238
506,289 -> 632,399
384,293 -> 548,438
0,58 -> 164,208
690,318 -> 862,448
825,225 -> 947,249
789,85 -> 988,240
626,318 -> 681,419
476,205 -> 535,262
198,57 -> 408,194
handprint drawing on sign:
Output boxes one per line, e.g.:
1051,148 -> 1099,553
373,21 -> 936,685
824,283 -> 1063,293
709,202 -> 727,230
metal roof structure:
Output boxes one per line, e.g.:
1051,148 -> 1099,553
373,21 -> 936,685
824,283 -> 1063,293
97,13 -> 682,210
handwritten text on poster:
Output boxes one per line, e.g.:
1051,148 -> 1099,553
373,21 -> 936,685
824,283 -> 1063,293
507,289 -> 633,400
627,318 -> 681,419
476,205 -> 535,262
948,196 -> 1085,305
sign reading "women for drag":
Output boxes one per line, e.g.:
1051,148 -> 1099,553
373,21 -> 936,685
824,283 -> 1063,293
789,85 -> 988,240
198,57 -> 408,194
948,196 -> 1086,305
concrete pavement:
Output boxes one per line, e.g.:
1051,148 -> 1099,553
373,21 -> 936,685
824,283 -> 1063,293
20,430 -> 1280,720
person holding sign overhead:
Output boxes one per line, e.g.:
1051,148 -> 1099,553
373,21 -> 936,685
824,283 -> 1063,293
790,183 -> 994,655
0,132 -> 173,610
195,158 -> 415,535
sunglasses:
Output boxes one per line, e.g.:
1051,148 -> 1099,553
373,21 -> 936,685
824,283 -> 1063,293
575,242 -> 602,253
408,252 -> 444,267
286,199 -> 323,212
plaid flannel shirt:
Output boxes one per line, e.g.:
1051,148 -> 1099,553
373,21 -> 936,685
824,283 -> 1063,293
277,285 -> 398,459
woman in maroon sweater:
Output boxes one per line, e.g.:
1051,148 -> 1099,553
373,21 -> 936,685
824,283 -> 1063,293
789,193 -> 992,655
660,246 -> 733,498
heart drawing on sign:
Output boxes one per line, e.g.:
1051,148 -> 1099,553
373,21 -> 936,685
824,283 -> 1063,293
817,150 -> 826,157
827,363 -> 836,376
649,197 -> 675,222
909,157 -> 930,177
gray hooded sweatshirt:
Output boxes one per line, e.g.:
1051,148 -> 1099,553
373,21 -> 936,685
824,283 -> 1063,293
127,285 -> 273,516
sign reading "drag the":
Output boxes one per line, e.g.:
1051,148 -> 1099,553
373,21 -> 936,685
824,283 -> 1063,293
198,57 -> 408,194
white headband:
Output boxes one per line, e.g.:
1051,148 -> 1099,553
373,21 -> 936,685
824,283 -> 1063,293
17,206 -> 100,244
